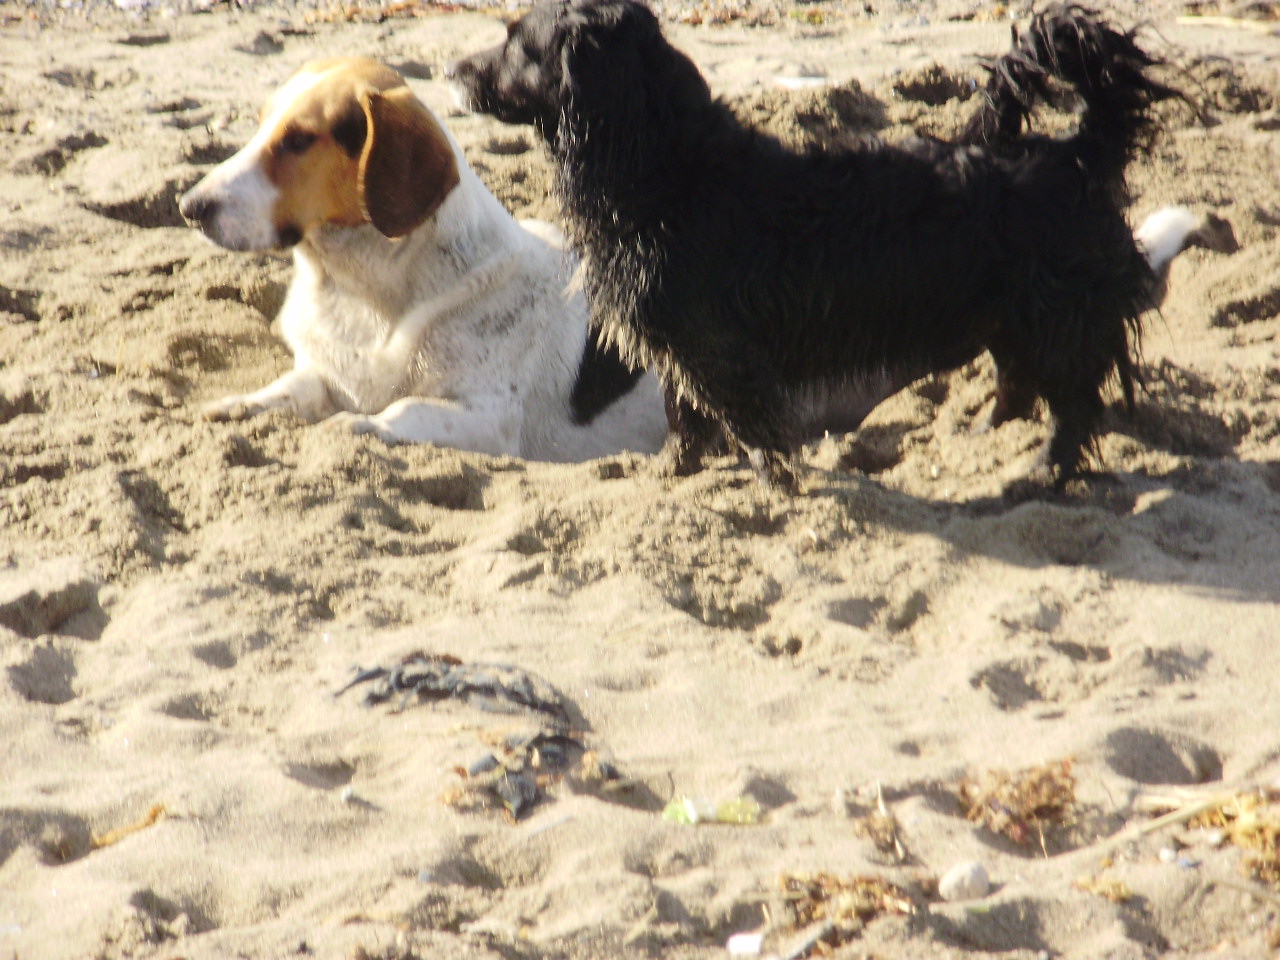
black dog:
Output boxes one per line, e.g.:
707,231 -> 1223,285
448,1 -> 1176,487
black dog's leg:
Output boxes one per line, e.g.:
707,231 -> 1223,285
743,447 -> 799,493
996,334 -> 1105,486
657,395 -> 798,491
707,375 -> 801,492
1007,304 -> 1131,486
661,373 -> 800,490
986,359 -> 1040,429
655,396 -> 722,477
655,339 -> 801,488
1041,386 -> 1105,486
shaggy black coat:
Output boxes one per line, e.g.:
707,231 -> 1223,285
448,0 -> 1175,486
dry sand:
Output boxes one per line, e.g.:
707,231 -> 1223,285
3,1 -> 1280,957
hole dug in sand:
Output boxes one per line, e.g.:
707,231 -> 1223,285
82,176 -> 200,230
1104,727 -> 1224,786
5,642 -> 78,705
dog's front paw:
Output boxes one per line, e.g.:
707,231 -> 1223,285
203,395 -> 263,422
329,411 -> 400,445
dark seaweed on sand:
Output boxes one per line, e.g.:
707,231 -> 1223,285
337,651 -> 659,820
335,650 -> 571,728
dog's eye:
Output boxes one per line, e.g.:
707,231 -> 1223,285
280,129 -> 317,155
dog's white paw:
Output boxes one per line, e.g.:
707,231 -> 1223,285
203,395 -> 262,422
329,411 -> 400,445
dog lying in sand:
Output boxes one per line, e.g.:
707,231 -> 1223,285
179,57 -> 667,462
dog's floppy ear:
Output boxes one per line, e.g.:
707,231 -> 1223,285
559,3 -> 636,103
559,0 -> 685,121
357,87 -> 460,239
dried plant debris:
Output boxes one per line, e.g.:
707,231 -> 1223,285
776,873 -> 914,955
1074,872 -> 1134,903
851,782 -> 909,862
304,0 -> 478,24
444,731 -> 630,821
337,652 -> 656,821
1189,787 -> 1280,885
852,811 -> 902,855
655,0 -> 783,28
1181,1 -> 1280,22
91,803 -> 168,850
959,758 -> 1077,849
336,651 -> 570,728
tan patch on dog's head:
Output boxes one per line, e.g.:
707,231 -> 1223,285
259,58 -> 460,242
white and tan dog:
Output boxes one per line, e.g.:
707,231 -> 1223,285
179,57 -> 667,461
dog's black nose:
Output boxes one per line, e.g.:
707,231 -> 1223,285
179,191 -> 218,227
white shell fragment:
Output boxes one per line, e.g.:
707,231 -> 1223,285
774,76 -> 828,91
726,931 -> 764,955
938,860 -> 990,902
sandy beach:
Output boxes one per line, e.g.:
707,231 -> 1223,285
3,0 -> 1280,956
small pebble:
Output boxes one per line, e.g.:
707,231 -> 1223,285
830,786 -> 852,817
339,785 -> 355,804
938,860 -> 990,902
726,931 -> 764,956
774,75 -> 827,91
1158,846 -> 1177,863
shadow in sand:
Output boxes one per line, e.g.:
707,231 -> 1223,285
795,444 -> 1280,604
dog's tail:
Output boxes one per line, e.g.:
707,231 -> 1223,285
961,4 -> 1176,175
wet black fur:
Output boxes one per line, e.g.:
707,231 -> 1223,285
450,0 -> 1176,485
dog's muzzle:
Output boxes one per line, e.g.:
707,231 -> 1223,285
177,170 -> 286,253
442,60 -> 477,114
178,190 -> 218,232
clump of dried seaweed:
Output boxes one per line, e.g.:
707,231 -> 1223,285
443,731 -> 630,821
850,783 -> 908,862
1190,787 -> 1280,885
304,0 -> 478,25
775,873 -> 914,956
1074,872 -> 1134,903
959,758 -> 1077,850
851,811 -> 902,855
336,651 -> 655,821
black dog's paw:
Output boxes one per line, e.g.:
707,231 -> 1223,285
653,433 -> 708,478
1003,446 -> 1115,500
976,390 -> 1040,435
972,409 -> 1002,437
1052,465 -> 1121,495
746,448 -> 799,494
972,405 -> 1014,436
